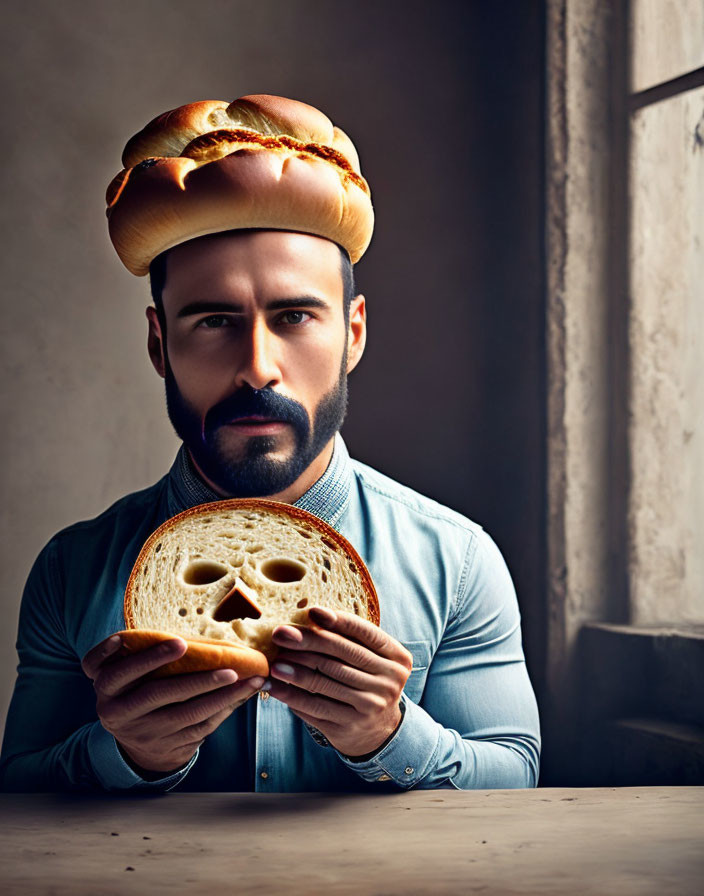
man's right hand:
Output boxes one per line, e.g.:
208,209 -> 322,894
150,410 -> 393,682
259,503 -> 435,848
81,633 -> 265,776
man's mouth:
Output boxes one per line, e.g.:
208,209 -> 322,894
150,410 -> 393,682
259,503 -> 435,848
225,416 -> 288,431
229,415 -> 280,423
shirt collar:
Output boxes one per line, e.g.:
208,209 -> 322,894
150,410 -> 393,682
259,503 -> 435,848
165,432 -> 353,529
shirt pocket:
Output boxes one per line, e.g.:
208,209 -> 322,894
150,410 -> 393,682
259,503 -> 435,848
399,639 -> 433,704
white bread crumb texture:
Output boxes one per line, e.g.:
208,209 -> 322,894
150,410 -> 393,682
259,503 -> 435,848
129,508 -> 370,651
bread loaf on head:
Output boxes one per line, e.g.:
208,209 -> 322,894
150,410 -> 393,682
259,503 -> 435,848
106,93 -> 374,275
120,499 -> 379,678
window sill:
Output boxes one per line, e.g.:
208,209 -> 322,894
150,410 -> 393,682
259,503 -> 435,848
576,622 -> 704,784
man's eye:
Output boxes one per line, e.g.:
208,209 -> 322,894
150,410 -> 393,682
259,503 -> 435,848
280,310 -> 311,325
198,315 -> 231,329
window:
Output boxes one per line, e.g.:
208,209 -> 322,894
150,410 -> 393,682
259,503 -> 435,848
544,0 -> 704,785
628,0 -> 704,626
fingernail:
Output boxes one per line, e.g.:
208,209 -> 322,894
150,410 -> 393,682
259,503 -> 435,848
162,638 -> 185,653
272,662 -> 296,677
309,606 -> 336,627
104,634 -> 122,653
213,669 -> 238,684
248,676 -> 265,689
274,626 -> 303,643
259,680 -> 272,691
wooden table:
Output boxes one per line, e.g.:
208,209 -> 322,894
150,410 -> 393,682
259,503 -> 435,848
0,787 -> 701,895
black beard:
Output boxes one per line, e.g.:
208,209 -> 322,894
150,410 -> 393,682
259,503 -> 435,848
163,351 -> 349,498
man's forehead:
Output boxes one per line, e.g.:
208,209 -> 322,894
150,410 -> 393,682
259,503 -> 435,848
162,229 -> 345,299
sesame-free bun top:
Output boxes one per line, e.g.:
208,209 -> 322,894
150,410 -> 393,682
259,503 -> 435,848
105,94 -> 374,275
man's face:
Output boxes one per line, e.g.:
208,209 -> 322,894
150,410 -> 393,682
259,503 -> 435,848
147,230 -> 365,498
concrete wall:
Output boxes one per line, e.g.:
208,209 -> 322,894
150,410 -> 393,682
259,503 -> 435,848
0,1 -> 546,744
544,0 -> 631,782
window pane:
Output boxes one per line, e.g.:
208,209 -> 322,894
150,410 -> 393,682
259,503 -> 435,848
631,0 -> 704,92
629,86 -> 704,625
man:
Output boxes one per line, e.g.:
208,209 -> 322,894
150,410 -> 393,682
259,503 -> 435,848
0,94 -> 540,792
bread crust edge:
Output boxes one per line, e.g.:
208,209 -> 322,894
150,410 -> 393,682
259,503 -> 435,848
116,629 -> 272,678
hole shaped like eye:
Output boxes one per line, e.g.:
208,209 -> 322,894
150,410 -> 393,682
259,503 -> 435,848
260,559 -> 307,583
182,559 -> 229,586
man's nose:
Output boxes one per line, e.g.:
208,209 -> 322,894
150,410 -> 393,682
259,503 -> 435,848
234,317 -> 282,391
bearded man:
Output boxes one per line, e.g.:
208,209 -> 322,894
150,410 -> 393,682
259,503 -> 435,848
0,95 -> 540,792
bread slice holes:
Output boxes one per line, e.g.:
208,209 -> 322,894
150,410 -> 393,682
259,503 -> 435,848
321,538 -> 338,552
260,559 -> 307,584
178,608 -> 187,617
196,607 -> 204,615
321,571 -> 328,583
323,557 -> 331,571
297,598 -> 309,608
214,580 -> 262,622
182,559 -> 229,586
245,544 -> 264,554
296,529 -> 312,539
155,543 -> 162,553
353,600 -> 360,615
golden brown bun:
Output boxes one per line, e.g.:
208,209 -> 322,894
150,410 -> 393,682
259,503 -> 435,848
123,498 -> 379,678
106,94 -> 374,274
116,629 -> 271,679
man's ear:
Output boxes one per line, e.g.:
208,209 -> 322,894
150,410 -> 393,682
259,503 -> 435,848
146,306 -> 166,379
346,294 -> 367,375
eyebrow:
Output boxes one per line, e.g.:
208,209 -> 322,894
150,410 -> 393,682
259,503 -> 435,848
176,297 -> 330,318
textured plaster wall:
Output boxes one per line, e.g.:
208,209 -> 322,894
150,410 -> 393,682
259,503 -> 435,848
629,87 -> 704,625
544,0 -> 629,780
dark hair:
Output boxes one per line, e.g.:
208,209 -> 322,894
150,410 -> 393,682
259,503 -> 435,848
149,234 -> 355,338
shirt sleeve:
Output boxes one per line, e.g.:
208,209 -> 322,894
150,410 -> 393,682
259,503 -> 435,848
334,528 -> 541,789
0,538 -> 196,793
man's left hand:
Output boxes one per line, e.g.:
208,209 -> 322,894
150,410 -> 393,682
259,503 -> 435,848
266,607 -> 413,758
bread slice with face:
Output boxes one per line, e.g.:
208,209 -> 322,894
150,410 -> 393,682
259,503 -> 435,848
120,498 -> 379,677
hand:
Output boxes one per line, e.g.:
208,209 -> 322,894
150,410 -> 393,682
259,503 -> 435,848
266,607 -> 413,758
81,633 -> 265,775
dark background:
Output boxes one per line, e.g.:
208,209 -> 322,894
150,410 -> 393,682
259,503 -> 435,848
343,1 -> 546,705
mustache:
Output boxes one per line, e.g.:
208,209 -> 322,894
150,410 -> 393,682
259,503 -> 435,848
203,385 -> 309,439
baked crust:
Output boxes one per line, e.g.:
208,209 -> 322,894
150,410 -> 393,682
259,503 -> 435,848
116,628 -> 271,679
106,94 -> 374,274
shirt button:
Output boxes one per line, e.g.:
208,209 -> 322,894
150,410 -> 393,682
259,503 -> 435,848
260,771 -> 268,779
404,767 -> 414,775
260,691 -> 270,701
377,774 -> 392,781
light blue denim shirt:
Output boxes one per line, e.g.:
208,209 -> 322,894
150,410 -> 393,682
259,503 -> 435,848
0,434 -> 540,792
